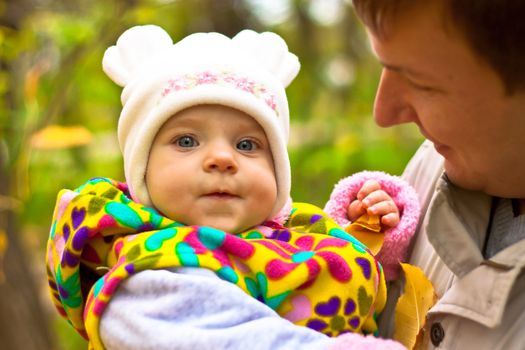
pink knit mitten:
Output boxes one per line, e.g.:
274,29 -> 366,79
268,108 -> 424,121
329,333 -> 407,350
324,171 -> 420,280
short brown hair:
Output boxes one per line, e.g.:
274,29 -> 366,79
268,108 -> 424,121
352,0 -> 525,93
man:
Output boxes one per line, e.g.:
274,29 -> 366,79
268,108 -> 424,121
352,0 -> 525,348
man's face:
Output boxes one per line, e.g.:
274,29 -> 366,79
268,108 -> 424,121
146,104 -> 277,233
367,3 -> 525,198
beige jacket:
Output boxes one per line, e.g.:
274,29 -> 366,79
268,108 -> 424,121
381,140 -> 525,350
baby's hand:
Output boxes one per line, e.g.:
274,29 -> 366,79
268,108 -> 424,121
347,179 -> 400,228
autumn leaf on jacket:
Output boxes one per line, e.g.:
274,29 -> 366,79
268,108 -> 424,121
394,263 -> 436,349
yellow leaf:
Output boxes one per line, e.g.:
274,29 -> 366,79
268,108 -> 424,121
0,229 -> 8,283
394,263 -> 437,349
31,125 -> 93,149
346,213 -> 384,255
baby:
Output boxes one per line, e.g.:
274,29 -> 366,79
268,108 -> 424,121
46,25 -> 419,350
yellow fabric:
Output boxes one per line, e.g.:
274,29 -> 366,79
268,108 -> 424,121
46,178 -> 386,349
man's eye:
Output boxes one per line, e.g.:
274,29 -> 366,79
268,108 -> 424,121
407,79 -> 438,93
176,136 -> 197,147
237,139 -> 256,151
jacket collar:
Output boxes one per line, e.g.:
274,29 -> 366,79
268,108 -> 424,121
425,175 -> 525,327
426,175 -> 491,277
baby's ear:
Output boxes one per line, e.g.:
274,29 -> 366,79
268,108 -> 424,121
102,25 -> 173,87
232,30 -> 300,87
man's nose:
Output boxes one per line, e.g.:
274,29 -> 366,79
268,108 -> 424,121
203,144 -> 238,173
374,69 -> 418,127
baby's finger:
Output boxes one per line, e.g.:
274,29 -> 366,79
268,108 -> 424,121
357,180 -> 381,201
381,212 -> 400,228
366,200 -> 399,216
348,200 -> 365,222
361,189 -> 392,208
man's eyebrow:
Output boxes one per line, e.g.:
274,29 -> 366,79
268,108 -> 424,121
379,61 -> 430,79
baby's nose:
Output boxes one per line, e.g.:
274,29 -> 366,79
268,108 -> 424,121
203,146 -> 238,173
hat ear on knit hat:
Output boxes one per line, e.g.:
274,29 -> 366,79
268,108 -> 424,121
102,25 -> 300,219
103,25 -> 173,87
232,30 -> 300,88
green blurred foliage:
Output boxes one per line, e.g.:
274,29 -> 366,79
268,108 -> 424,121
1,0 -> 423,348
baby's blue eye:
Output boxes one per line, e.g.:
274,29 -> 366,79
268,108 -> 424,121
177,136 -> 197,147
237,139 -> 255,151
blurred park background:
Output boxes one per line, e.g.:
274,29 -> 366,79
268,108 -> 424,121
0,0 -> 423,348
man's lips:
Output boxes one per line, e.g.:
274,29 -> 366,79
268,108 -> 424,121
418,128 -> 449,154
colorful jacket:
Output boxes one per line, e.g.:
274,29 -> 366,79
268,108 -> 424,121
46,172 -> 420,349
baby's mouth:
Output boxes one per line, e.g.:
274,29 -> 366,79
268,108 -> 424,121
203,191 -> 239,199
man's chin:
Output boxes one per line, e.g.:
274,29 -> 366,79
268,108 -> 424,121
443,165 -> 484,194
444,163 -> 470,188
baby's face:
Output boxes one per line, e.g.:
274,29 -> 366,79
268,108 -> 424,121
146,104 -> 277,233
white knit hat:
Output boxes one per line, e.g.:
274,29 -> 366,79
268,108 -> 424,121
102,25 -> 300,217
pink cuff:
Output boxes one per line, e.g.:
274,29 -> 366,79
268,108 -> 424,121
324,171 -> 420,280
329,333 -> 407,350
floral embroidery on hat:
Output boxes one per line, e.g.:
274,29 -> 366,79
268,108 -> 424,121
161,70 -> 279,115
